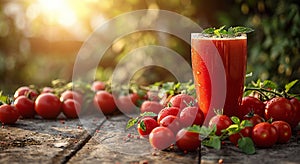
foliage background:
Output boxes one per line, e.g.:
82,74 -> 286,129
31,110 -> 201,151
0,0 -> 299,94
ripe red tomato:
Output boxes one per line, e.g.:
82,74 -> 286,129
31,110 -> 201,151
60,90 -> 83,105
116,94 -> 139,114
209,114 -> 232,136
243,114 -> 264,126
179,106 -> 204,127
14,86 -> 38,100
14,95 -> 35,118
229,127 -> 252,146
169,94 -> 195,110
34,93 -> 62,119
0,104 -> 20,124
251,122 -> 278,148
62,99 -> 81,119
93,91 -> 117,115
149,126 -> 175,150
137,117 -> 159,138
157,106 -> 180,124
265,97 -> 293,123
140,101 -> 164,114
271,121 -> 292,144
159,115 -> 182,134
289,98 -> 300,128
91,81 -> 106,91
41,87 -> 54,94
238,96 -> 265,119
146,90 -> 160,102
176,129 -> 200,152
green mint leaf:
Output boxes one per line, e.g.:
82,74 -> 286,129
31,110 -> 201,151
199,125 -> 215,138
232,26 -> 254,36
203,136 -> 221,150
225,124 -> 239,135
140,112 -> 157,117
285,80 -> 298,93
126,118 -> 138,129
186,125 -> 201,133
238,137 -> 256,155
231,116 -> 240,124
202,27 -> 215,35
202,26 -> 253,38
262,80 -> 278,90
138,120 -> 146,132
241,120 -> 253,128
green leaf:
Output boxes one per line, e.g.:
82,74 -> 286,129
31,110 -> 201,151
238,137 -> 256,155
140,112 -> 157,117
232,26 -> 254,35
231,116 -> 240,124
202,27 -> 215,35
262,80 -> 278,89
199,125 -> 215,138
138,120 -> 146,131
126,118 -> 138,129
186,125 -> 201,133
241,120 -> 253,128
202,26 -> 254,38
226,124 -> 239,135
202,136 -> 221,150
285,80 -> 298,93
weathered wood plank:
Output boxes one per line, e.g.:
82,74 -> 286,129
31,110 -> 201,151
69,115 -> 199,164
0,115 -> 106,164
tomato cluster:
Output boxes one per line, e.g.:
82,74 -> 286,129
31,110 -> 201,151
130,92 -> 299,153
0,86 -> 84,124
128,93 -> 204,152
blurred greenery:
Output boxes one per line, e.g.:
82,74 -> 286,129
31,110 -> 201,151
0,0 -> 299,94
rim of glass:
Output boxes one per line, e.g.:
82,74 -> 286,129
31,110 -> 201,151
191,33 -> 247,40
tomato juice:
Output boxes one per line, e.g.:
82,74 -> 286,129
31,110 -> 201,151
191,34 -> 247,121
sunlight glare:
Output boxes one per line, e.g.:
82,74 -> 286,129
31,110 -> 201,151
37,0 -> 77,27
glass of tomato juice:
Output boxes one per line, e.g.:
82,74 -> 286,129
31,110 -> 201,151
191,33 -> 247,121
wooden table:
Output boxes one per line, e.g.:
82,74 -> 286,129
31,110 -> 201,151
1,114 -> 300,164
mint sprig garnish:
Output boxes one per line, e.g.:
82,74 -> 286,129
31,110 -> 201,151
202,26 -> 254,38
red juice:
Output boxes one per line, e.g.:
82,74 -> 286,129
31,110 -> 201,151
191,34 -> 247,122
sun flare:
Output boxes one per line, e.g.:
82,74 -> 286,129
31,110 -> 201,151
37,0 -> 77,27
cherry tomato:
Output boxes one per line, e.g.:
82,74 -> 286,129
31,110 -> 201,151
243,114 -> 264,126
34,93 -> 62,119
229,127 -> 252,146
159,115 -> 182,134
137,117 -> 159,138
169,94 -> 195,110
238,96 -> 265,119
14,86 -> 38,100
179,106 -> 204,127
41,87 -> 54,94
91,81 -> 106,91
251,122 -> 278,148
60,90 -> 83,105
140,101 -> 164,114
149,126 -> 175,150
116,94 -> 139,114
157,106 -> 180,124
14,95 -> 35,118
62,99 -> 81,119
0,104 -> 20,124
146,90 -> 160,102
93,91 -> 117,115
272,121 -> 292,144
176,129 -> 200,152
289,98 -> 300,129
265,97 -> 293,123
209,114 -> 232,136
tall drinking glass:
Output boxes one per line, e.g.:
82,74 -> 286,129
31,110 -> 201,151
191,33 -> 247,122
